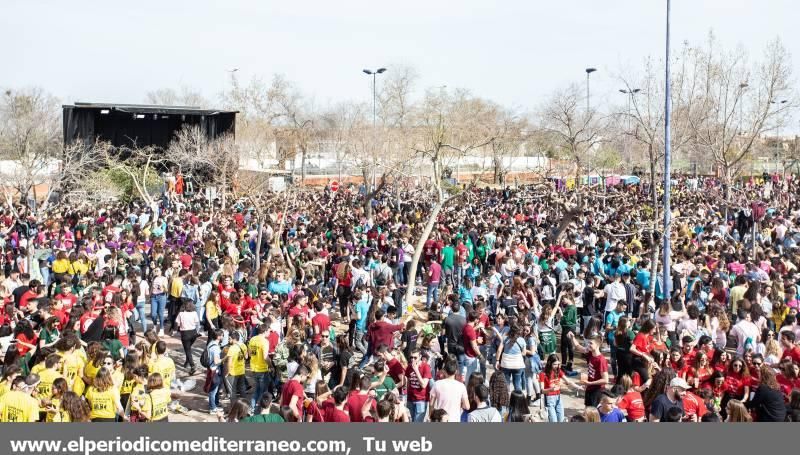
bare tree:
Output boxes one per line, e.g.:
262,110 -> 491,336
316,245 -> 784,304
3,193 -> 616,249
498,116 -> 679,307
268,75 -> 315,184
167,125 -> 239,210
402,88 -> 497,307
539,84 -> 607,208
0,88 -> 61,215
103,144 -> 166,223
145,86 -> 209,107
688,35 -> 795,197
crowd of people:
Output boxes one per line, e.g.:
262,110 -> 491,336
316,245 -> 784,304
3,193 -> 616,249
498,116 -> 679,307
1,171 -> 800,423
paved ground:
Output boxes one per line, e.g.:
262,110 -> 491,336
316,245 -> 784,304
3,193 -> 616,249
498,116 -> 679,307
155,299 -> 589,422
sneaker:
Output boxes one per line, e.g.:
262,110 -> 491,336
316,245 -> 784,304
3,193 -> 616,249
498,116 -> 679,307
158,329 -> 165,336
209,408 -> 220,414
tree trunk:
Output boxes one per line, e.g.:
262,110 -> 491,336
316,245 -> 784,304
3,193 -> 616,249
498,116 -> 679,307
403,200 -> 443,309
300,146 -> 307,187
255,215 -> 264,271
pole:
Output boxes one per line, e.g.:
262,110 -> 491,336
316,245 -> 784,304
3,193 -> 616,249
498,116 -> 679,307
662,0 -> 673,303
372,72 -> 377,191
586,72 -> 591,113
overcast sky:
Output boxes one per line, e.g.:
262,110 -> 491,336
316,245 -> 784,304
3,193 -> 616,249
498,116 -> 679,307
2,0 -> 797,131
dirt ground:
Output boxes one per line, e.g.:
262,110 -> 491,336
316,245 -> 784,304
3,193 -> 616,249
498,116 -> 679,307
160,298 -> 591,422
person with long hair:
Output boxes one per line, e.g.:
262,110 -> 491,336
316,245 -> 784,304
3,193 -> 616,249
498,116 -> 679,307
642,367 -> 677,417
506,390 -> 530,422
747,365 -> 786,422
175,300 -> 200,375
725,399 -> 752,422
686,351 -> 713,390
55,391 -> 91,422
85,367 -> 123,422
539,354 -> 581,422
614,316 -> 635,381
142,372 -> 171,422
630,319 -> 657,385
617,374 -> 646,422
724,357 -> 751,403
495,323 -> 526,393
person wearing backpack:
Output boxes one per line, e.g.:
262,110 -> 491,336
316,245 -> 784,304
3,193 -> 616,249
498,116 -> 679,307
205,329 -> 224,414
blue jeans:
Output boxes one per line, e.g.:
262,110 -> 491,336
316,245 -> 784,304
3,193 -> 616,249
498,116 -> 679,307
150,294 -> 167,329
136,301 -> 147,332
251,371 -> 272,411
463,355 -> 479,382
208,369 -> 222,411
545,394 -> 564,422
502,368 -> 524,392
395,262 -> 406,285
407,401 -> 428,422
425,284 -> 440,309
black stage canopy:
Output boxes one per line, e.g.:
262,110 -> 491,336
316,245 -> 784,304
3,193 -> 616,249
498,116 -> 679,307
63,102 -> 237,149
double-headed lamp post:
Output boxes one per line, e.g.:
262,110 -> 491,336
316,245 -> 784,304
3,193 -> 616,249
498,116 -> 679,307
619,88 -> 641,130
362,68 -> 387,189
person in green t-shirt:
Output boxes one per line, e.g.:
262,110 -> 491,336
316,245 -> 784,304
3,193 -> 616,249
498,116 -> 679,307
240,393 -> 285,423
559,294 -> 579,372
370,361 -> 396,400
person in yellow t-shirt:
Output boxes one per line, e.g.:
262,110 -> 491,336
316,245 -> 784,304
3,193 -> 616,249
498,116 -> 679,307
57,337 -> 87,395
205,293 -> 222,331
141,373 -> 172,422
52,390 -> 91,422
36,354 -> 65,400
0,375 -> 41,422
51,251 -> 73,275
84,367 -> 123,422
0,364 -> 22,399
248,324 -> 272,410
148,341 -> 176,389
44,377 -> 69,422
124,366 -> 149,422
226,331 -> 249,405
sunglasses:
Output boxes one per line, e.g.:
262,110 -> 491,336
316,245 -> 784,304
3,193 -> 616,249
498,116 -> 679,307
753,362 -> 763,367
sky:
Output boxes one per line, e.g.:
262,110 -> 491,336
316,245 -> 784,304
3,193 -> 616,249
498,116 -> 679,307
2,0 -> 797,131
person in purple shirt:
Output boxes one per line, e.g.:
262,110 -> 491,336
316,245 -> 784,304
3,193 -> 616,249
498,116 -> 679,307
598,394 -> 626,422
425,258 -> 442,310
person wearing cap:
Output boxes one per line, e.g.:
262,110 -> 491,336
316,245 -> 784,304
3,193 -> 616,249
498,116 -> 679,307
0,374 -> 40,422
649,377 -> 690,422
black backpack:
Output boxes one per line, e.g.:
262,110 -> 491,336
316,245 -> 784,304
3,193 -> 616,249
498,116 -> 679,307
200,342 -> 214,369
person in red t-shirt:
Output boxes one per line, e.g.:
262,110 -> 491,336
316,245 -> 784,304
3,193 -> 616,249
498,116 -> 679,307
365,309 -> 404,363
280,366 -> 309,421
682,390 -> 708,421
569,334 -> 609,407
630,320 -> 657,384
724,358 -> 751,401
617,374 -> 646,421
538,354 -> 582,422
405,349 -> 432,422
780,332 -> 800,364
322,387 -> 351,422
462,311 -> 485,381
311,301 -> 331,347
344,375 -> 377,422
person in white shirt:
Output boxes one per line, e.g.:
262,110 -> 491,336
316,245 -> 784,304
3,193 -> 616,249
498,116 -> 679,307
429,355 -> 469,423
602,273 -> 626,315
731,309 -> 761,356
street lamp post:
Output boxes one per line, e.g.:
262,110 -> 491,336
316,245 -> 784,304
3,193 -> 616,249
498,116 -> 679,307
585,68 -> 597,113
662,0 -> 673,304
619,88 -> 641,131
363,68 -> 387,190
770,100 -> 788,174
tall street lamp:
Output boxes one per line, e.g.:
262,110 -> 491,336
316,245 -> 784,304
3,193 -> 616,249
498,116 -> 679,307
363,67 -> 387,189
363,68 -> 387,128
771,100 -> 788,173
619,88 -> 641,130
662,0 -> 673,304
585,68 -> 597,113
